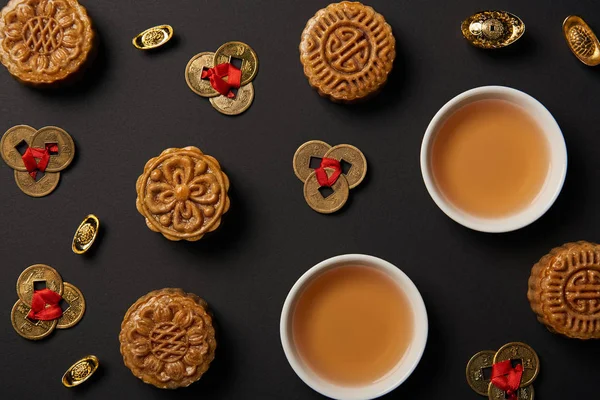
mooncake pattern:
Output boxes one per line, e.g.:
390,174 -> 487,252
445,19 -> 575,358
528,241 -> 600,339
119,288 -> 216,389
299,1 -> 395,102
136,147 -> 230,241
0,0 -> 93,84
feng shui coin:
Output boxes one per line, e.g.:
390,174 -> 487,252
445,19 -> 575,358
57,283 -> 86,329
0,125 -> 35,171
563,16 -> 600,66
293,140 -> 332,183
324,144 -> 367,189
30,126 -> 75,172
72,214 -> 100,254
493,342 -> 540,387
209,82 -> 254,116
11,299 -> 57,340
488,384 -> 534,400
62,355 -> 99,387
185,52 -> 219,97
16,264 -> 64,307
14,170 -> 60,197
214,41 -> 258,85
466,350 -> 496,396
303,171 -> 349,214
132,25 -> 173,50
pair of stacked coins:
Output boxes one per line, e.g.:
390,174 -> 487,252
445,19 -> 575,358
293,140 -> 367,214
466,342 -> 540,399
0,125 -> 75,197
11,264 -> 86,340
185,41 -> 258,115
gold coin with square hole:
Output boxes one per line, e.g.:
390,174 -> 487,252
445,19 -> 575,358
0,125 -> 36,171
214,41 -> 258,85
185,52 -> 219,98
303,171 -> 349,214
14,170 -> 60,197
209,82 -> 254,116
11,299 -> 57,340
493,342 -> 539,387
466,350 -> 496,396
57,283 -> 86,329
488,383 -> 534,400
324,144 -> 367,189
30,126 -> 75,172
16,264 -> 63,307
293,140 -> 332,183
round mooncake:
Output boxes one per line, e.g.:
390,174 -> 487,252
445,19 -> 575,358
528,241 -> 600,339
0,0 -> 94,85
119,288 -> 217,389
299,1 -> 395,102
135,146 -> 230,241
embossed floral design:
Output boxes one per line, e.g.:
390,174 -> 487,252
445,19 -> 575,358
0,0 -> 93,82
120,289 -> 216,389
136,147 -> 230,241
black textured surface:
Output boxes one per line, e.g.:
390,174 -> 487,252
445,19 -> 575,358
1,0 -> 600,398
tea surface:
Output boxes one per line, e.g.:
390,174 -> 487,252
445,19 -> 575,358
431,99 -> 550,218
292,266 -> 414,386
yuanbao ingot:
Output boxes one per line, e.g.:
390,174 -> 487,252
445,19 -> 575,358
563,16 -> 600,66
72,214 -> 100,254
209,82 -> 255,116
62,355 -> 99,388
213,41 -> 259,85
132,25 -> 173,50
461,11 -> 525,49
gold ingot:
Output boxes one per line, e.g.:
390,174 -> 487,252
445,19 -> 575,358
16,264 -> 63,306
461,11 -> 525,49
323,144 -> 367,189
563,16 -> 600,66
303,171 -> 349,214
209,82 -> 254,116
132,25 -> 173,50
62,355 -> 99,388
214,41 -> 259,85
466,350 -> 496,396
11,299 -> 57,340
488,383 -> 534,400
293,140 -> 332,183
72,214 -> 100,254
57,282 -> 86,329
493,342 -> 540,387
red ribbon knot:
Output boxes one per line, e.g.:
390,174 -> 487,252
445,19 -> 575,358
21,143 -> 58,179
201,63 -> 241,98
491,360 -> 523,400
27,288 -> 63,321
315,158 -> 342,187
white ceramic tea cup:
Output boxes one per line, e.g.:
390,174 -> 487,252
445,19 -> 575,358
280,254 -> 428,400
420,85 -> 567,233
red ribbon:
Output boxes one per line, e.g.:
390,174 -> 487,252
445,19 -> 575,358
21,143 -> 58,179
27,289 -> 63,321
315,158 -> 342,187
201,63 -> 242,98
491,360 -> 523,400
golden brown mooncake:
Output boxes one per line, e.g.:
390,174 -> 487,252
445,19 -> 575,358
135,146 -> 230,241
0,0 -> 94,85
528,241 -> 600,339
299,1 -> 395,103
119,288 -> 217,389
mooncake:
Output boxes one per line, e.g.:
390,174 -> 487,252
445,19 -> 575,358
528,241 -> 600,339
119,288 -> 217,389
0,0 -> 94,85
299,1 -> 395,103
135,146 -> 230,241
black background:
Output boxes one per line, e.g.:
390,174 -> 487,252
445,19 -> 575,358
1,0 -> 600,398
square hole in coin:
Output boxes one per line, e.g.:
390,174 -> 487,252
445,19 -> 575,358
511,359 -> 523,368
340,159 -> 352,174
229,56 -> 243,70
318,186 -> 334,199
25,315 -> 41,325
309,156 -> 322,169
33,281 -> 47,291
481,366 -> 492,381
60,299 -> 70,312
15,139 -> 28,155
34,171 -> 46,182
45,142 -> 58,155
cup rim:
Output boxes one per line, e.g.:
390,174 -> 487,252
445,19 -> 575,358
280,254 -> 428,400
420,85 -> 568,233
